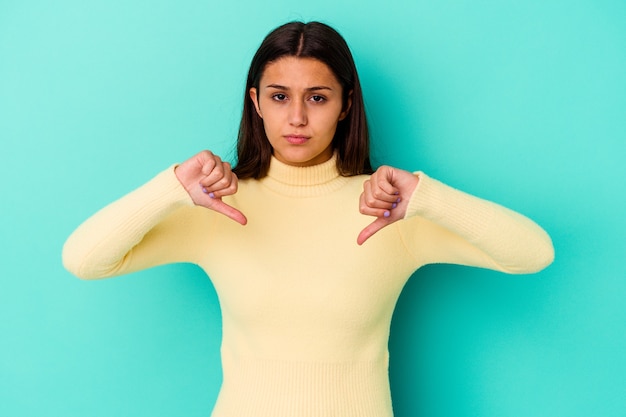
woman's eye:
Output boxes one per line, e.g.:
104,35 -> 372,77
272,93 -> 287,101
310,95 -> 326,103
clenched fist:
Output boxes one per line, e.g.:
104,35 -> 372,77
357,165 -> 419,245
175,150 -> 247,225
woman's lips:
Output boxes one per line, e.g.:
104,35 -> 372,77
284,135 -> 310,145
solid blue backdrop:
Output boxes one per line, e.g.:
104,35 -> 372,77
1,1 -> 624,416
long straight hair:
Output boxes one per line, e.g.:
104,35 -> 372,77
233,21 -> 373,179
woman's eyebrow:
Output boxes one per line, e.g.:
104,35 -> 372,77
265,84 -> 333,91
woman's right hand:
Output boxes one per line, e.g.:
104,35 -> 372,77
175,150 -> 247,225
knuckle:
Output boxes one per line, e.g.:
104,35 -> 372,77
220,177 -> 233,188
212,168 -> 225,180
363,193 -> 377,207
358,197 -> 367,213
372,188 -> 384,199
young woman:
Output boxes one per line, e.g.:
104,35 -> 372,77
63,21 -> 554,417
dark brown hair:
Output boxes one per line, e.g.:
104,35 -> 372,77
233,21 -> 372,179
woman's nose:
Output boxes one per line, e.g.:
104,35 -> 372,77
288,101 -> 307,126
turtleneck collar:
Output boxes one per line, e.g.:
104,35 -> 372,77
259,153 -> 351,197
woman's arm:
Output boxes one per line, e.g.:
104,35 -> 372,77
63,151 -> 246,280
62,166 -> 200,279
359,167 -> 554,274
402,172 -> 554,273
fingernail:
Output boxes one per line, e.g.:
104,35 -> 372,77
394,191 -> 400,195
208,192 -> 215,199
202,187 -> 208,194
383,210 -> 391,218
396,197 -> 401,203
392,203 -> 397,209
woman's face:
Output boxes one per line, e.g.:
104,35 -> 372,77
250,57 -> 351,167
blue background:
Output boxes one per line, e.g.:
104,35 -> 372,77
1,1 -> 624,416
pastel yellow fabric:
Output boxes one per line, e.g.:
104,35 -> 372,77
63,154 -> 553,417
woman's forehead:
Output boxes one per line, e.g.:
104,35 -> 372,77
260,57 -> 341,90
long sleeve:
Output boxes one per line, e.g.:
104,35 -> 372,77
399,172 -> 554,274
59,154 -> 555,416
62,166 -> 206,279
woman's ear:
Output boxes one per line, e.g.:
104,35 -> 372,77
339,90 -> 353,121
249,87 -> 263,118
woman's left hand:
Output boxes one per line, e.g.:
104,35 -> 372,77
357,166 -> 420,245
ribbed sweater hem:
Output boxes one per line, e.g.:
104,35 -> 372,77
211,356 -> 394,417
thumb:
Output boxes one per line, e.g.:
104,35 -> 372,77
207,198 -> 248,225
357,218 -> 388,245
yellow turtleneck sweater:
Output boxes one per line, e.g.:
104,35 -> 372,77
63,154 -> 553,417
